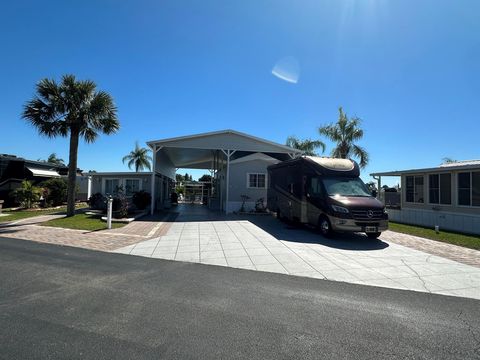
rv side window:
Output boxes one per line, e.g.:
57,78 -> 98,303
309,177 -> 323,197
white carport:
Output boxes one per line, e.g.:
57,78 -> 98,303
147,130 -> 302,214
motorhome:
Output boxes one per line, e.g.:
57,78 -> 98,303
267,156 -> 388,238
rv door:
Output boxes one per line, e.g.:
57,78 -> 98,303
306,176 -> 325,225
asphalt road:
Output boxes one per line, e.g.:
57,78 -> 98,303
0,237 -> 479,360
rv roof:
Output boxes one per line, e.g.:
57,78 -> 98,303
306,157 -> 355,171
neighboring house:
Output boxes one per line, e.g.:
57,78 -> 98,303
371,160 -> 480,235
75,175 -> 90,201
87,172 -> 152,198
0,154 -> 68,206
147,129 -> 302,213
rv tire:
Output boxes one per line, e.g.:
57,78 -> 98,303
318,215 -> 333,238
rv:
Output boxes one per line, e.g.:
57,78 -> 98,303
267,156 -> 388,238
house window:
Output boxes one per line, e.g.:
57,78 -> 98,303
405,175 -> 424,203
104,179 -> 120,195
458,171 -> 480,206
429,174 -> 451,205
248,173 -> 266,188
125,179 -> 141,196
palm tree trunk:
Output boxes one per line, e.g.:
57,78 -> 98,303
66,129 -> 80,217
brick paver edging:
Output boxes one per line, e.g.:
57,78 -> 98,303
381,230 -> 480,268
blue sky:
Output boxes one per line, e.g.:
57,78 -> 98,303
1,0 -> 479,185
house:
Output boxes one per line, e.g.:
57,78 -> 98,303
371,160 -> 480,235
87,172 -> 152,199
0,154 -> 68,206
147,130 -> 302,213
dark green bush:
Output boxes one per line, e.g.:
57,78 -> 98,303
132,190 -> 151,210
40,178 -> 68,206
113,193 -> 129,218
88,192 -> 106,210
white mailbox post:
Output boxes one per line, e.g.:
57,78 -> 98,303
107,196 -> 113,230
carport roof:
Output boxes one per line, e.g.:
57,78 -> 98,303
147,129 -> 301,153
147,130 -> 301,169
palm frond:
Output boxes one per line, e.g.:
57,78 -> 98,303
319,107 -> 369,166
352,144 -> 369,168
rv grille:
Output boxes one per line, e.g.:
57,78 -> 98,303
351,209 -> 384,220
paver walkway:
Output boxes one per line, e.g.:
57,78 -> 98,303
0,213 -> 174,251
115,205 -> 480,300
381,230 -> 480,267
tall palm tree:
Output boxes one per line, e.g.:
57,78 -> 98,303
23,74 -> 120,216
286,136 -> 325,156
318,107 -> 369,168
46,153 -> 65,165
122,142 -> 152,172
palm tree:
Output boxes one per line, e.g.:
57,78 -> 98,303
122,142 -> 152,172
46,153 -> 65,165
286,136 -> 325,156
318,107 -> 369,168
23,74 -> 119,216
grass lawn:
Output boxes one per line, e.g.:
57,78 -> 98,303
389,222 -> 480,251
0,208 -> 67,223
41,213 -> 125,231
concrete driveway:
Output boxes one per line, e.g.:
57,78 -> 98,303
115,205 -> 480,300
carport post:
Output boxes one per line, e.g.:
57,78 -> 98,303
221,149 -> 236,213
150,145 -> 157,215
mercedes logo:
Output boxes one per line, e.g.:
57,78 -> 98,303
367,210 -> 374,218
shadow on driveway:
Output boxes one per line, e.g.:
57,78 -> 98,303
163,204 -> 389,251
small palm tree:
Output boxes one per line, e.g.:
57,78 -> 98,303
318,107 -> 369,168
10,180 -> 42,208
46,153 -> 65,165
122,142 -> 152,172
286,136 -> 325,156
23,74 -> 120,216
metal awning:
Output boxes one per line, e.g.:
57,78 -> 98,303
26,167 -> 61,178
147,129 -> 302,169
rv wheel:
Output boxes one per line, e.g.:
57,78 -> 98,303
318,216 -> 333,238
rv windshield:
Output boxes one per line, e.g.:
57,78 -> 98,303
322,177 -> 372,197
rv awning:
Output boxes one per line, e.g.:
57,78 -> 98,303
26,167 -> 61,178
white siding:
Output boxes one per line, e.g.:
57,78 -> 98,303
387,208 -> 480,235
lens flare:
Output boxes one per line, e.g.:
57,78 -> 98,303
272,56 -> 300,84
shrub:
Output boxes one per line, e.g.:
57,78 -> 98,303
112,193 -> 129,218
132,190 -> 151,210
88,192 -> 106,210
40,178 -> 68,206
10,180 -> 42,208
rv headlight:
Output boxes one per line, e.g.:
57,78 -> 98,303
331,205 -> 349,214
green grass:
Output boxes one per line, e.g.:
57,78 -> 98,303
0,207 -> 67,222
389,222 -> 480,251
0,204 -> 88,223
41,213 -> 125,231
